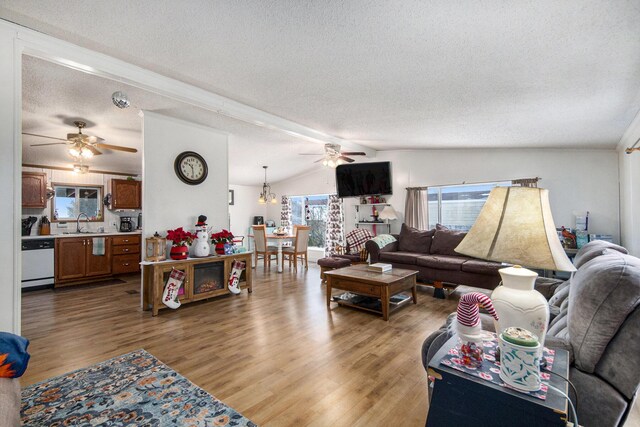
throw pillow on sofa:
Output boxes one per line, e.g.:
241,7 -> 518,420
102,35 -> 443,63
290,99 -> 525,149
398,223 -> 435,253
431,224 -> 467,256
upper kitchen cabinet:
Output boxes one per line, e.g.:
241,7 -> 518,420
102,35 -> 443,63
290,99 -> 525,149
111,179 -> 141,210
22,171 -> 47,209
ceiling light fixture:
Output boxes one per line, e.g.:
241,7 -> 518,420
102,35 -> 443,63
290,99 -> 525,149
68,146 -> 80,158
72,164 -> 89,174
80,147 -> 94,158
322,153 -> 345,168
258,166 -> 277,204
112,91 -> 131,109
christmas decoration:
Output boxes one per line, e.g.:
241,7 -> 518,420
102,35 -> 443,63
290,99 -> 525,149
456,292 -> 499,368
162,268 -> 185,309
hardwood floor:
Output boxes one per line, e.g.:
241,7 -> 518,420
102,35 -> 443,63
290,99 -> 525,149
20,265 -> 640,427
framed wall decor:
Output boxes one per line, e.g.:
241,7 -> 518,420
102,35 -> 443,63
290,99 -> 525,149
229,189 -> 234,205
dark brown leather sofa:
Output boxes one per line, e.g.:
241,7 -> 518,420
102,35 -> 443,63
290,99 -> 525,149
365,224 -> 503,296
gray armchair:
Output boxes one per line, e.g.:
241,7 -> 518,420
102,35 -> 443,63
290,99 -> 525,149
422,240 -> 640,426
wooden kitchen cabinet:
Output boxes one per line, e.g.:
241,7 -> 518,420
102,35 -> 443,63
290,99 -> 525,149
55,238 -> 86,281
111,234 -> 141,274
111,179 -> 141,209
54,234 -> 142,286
86,238 -> 112,277
55,236 -> 112,286
22,171 -> 47,208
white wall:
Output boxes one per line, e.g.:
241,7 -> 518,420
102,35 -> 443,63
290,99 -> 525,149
142,111 -> 228,249
269,149 -> 621,243
0,26 -> 20,333
619,147 -> 640,256
22,166 -> 141,235
229,184 -> 266,247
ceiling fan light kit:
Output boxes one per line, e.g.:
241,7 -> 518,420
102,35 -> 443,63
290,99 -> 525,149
68,144 -> 94,159
301,143 -> 366,168
25,120 -> 138,171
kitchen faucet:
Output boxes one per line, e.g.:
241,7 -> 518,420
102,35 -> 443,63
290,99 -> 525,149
76,212 -> 90,233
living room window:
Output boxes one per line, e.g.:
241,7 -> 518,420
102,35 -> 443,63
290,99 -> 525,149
427,181 -> 511,230
289,194 -> 330,248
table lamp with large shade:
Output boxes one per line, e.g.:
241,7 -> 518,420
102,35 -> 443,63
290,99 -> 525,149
378,205 -> 398,222
455,186 -> 576,349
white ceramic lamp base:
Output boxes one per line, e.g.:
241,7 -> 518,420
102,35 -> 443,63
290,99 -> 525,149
491,266 -> 549,349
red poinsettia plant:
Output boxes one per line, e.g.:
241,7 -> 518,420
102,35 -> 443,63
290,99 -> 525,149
211,229 -> 234,244
166,227 -> 196,247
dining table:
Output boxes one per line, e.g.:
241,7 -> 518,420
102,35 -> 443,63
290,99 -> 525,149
249,233 -> 295,273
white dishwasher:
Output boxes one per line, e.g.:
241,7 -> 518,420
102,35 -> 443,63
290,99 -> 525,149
22,238 -> 55,289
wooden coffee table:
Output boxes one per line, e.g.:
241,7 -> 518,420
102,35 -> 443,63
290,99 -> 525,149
325,264 -> 418,320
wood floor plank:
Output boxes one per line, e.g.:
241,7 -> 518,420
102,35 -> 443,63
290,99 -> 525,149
20,266 -> 640,426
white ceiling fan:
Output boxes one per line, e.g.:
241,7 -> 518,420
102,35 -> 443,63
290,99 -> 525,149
299,143 -> 366,167
24,120 -> 138,159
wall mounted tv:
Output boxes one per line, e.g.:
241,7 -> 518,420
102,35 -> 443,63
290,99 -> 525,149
335,161 -> 392,198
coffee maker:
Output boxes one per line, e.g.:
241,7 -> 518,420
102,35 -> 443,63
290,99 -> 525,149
21,216 -> 37,236
119,216 -> 133,232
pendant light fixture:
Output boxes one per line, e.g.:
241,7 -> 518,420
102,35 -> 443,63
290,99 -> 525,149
72,163 -> 89,174
258,166 -> 277,204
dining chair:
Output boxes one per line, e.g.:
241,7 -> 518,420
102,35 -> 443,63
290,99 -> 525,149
251,225 -> 278,271
282,225 -> 310,272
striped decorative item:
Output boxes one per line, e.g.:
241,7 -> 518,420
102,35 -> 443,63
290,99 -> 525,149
457,292 -> 499,328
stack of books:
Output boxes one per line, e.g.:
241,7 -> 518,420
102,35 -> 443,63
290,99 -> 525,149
367,263 -> 392,273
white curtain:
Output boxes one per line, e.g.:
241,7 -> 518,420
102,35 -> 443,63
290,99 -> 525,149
325,194 -> 344,255
405,188 -> 428,230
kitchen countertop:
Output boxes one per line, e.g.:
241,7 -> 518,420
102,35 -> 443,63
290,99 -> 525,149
22,230 -> 142,240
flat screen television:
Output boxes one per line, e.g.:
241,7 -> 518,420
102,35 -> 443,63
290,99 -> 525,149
335,161 -> 392,198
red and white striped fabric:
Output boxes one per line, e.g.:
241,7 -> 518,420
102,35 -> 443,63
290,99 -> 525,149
456,292 -> 499,328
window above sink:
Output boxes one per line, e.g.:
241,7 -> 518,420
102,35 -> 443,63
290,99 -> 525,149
51,183 -> 104,222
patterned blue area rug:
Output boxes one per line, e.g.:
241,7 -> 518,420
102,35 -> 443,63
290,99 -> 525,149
21,349 -> 256,426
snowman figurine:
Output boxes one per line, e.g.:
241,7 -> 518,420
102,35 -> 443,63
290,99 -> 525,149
192,215 -> 211,257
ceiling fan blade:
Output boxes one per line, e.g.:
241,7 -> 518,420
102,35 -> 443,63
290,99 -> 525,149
86,145 -> 103,156
339,156 -> 355,163
340,152 -> 366,156
22,132 -> 68,142
31,142 -> 67,147
299,153 -> 323,156
95,143 -> 138,153
313,158 -> 325,163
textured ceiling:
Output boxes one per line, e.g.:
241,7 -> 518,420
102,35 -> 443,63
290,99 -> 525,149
6,1 -> 640,164
22,56 -> 320,185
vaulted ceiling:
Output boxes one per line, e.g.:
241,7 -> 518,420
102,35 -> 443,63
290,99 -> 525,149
5,1 -> 640,184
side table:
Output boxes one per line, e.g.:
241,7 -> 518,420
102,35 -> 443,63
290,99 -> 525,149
426,335 -> 570,427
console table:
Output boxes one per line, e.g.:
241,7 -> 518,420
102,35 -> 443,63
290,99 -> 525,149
141,252 -> 253,316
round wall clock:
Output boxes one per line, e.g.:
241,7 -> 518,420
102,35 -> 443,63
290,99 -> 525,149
174,151 -> 208,185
